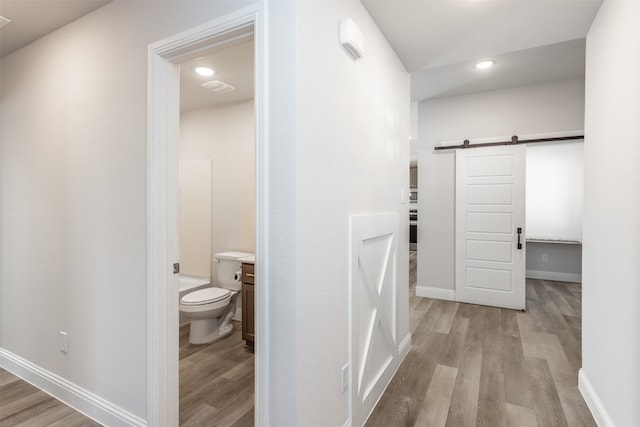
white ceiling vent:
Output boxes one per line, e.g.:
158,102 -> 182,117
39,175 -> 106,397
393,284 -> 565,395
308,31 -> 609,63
0,16 -> 11,29
201,80 -> 236,94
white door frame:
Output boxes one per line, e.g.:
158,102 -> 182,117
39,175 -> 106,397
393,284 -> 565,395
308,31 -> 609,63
147,5 -> 268,426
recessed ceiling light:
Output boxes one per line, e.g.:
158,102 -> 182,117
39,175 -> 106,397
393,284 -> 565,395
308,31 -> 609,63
0,16 -> 11,29
193,66 -> 215,77
474,60 -> 495,70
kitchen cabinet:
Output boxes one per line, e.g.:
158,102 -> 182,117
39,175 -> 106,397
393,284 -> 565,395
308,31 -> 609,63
241,262 -> 255,349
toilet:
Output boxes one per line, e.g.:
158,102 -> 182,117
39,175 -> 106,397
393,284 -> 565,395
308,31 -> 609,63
180,251 -> 253,345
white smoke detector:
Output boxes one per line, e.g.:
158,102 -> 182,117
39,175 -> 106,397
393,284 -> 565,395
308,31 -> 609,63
339,18 -> 364,61
201,80 -> 236,94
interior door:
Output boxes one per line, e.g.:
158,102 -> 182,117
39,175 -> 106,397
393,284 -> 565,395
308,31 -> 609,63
455,145 -> 526,310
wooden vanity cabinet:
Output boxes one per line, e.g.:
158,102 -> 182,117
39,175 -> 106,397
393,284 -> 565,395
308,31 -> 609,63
241,262 -> 255,349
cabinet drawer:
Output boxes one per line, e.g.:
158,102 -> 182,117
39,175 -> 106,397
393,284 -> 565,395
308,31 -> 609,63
242,263 -> 255,284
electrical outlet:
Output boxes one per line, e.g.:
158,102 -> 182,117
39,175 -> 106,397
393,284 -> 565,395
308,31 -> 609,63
542,253 -> 549,262
341,363 -> 349,393
59,331 -> 69,353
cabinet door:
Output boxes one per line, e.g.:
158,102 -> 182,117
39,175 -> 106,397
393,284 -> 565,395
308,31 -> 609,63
242,283 -> 255,347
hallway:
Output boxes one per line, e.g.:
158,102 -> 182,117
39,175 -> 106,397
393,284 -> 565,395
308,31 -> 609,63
0,252 -> 596,427
366,252 -> 595,426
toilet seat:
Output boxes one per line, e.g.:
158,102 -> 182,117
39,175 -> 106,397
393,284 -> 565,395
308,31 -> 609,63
180,287 -> 231,306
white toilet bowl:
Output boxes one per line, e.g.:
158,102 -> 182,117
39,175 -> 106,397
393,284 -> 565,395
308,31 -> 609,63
180,287 -> 237,344
179,251 -> 253,345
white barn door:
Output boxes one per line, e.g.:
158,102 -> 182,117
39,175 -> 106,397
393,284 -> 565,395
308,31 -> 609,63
350,213 -> 398,426
455,146 -> 526,310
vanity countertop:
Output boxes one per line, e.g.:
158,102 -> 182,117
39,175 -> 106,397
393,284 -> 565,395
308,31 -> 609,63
239,255 -> 255,264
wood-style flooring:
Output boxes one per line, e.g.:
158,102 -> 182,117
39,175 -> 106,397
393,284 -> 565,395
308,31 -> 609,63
366,251 -> 595,427
179,320 -> 254,426
0,368 -> 101,426
1,251 -> 594,427
0,322 -> 254,427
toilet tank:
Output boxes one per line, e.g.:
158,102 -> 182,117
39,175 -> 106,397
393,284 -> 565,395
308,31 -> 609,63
214,251 -> 254,291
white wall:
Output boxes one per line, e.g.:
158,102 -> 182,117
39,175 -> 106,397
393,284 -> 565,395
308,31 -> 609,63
178,159 -> 213,278
416,78 -> 585,296
294,1 -> 410,425
526,141 -> 584,242
263,2 -> 298,425
581,2 -> 640,425
526,242 -> 582,283
180,101 -> 255,280
0,1 -> 408,425
0,0 -> 254,422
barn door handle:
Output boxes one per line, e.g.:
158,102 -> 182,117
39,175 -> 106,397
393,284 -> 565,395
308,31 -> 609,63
517,228 -> 523,250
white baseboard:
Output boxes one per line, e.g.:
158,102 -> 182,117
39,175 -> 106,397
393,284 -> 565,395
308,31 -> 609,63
526,269 -> 582,283
578,368 -> 615,427
0,348 -> 146,427
398,333 -> 411,358
416,286 -> 455,301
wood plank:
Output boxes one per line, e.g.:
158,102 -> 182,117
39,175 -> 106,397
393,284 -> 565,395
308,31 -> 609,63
500,309 -> 520,338
415,364 -> 458,427
410,298 -> 434,334
525,357 -> 569,427
0,369 -> 20,387
412,301 -> 446,352
502,334 -> 534,409
434,302 -> 459,334
456,302 -> 488,348
437,316 -> 470,368
476,308 -> 507,427
180,403 -> 219,427
0,370 -> 100,427
0,384 -> 59,421
365,350 -> 437,427
445,345 -> 482,427
517,312 -> 546,359
365,393 -> 417,427
506,403 -> 537,427
8,401 -> 76,427
230,407 -> 255,427
543,282 -> 576,317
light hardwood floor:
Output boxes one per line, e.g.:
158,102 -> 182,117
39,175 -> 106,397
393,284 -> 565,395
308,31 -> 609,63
0,322 -> 254,427
366,251 -> 595,427
178,320 -> 254,426
1,252 -> 594,427
0,368 -> 101,426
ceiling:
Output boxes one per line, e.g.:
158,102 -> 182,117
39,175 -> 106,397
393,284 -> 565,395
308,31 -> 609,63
362,0 -> 603,102
179,36 -> 255,112
0,0 -> 254,111
0,0 -> 111,58
0,0 -> 602,106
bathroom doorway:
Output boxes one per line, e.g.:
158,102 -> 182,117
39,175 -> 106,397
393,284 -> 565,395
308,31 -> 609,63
147,8 -> 267,426
177,28 -> 256,424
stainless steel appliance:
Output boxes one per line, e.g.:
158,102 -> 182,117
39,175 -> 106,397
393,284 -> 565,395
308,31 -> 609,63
409,208 -> 417,251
